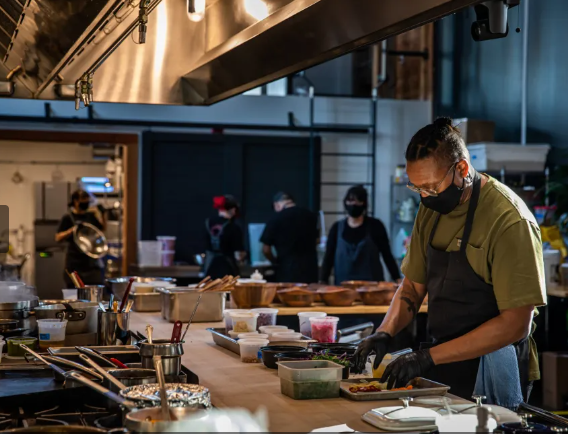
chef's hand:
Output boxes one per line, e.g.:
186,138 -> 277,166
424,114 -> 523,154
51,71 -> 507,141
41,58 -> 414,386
380,349 -> 435,389
352,331 -> 392,374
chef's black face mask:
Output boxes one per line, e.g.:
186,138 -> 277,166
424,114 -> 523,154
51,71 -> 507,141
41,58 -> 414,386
345,204 -> 366,218
78,201 -> 90,211
420,168 -> 464,215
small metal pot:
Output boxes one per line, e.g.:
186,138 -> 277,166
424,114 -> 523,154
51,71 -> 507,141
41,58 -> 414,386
104,368 -> 157,390
34,301 -> 99,335
139,339 -> 183,376
125,407 -> 207,432
0,298 -> 38,335
78,285 -> 105,302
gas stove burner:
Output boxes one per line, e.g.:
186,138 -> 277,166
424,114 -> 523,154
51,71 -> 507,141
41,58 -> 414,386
0,404 -> 111,429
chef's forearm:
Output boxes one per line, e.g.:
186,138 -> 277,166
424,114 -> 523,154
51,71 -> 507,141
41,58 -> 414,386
377,277 -> 426,336
429,305 -> 534,365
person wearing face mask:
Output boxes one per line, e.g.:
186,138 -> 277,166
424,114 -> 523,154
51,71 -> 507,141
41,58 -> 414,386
320,185 -> 401,284
260,192 -> 319,283
353,118 -> 546,408
203,195 -> 246,279
56,189 -> 105,287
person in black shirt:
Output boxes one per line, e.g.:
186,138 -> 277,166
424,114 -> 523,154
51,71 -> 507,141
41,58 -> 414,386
203,195 -> 245,279
56,189 -> 105,287
260,192 -> 319,283
321,185 -> 400,284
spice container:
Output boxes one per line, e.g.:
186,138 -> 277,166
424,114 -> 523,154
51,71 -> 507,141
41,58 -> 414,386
251,308 -> 278,329
37,319 -> 68,350
298,312 -> 326,338
229,312 -> 259,333
238,339 -> 269,363
223,309 -> 251,331
310,316 -> 339,343
7,336 -> 37,357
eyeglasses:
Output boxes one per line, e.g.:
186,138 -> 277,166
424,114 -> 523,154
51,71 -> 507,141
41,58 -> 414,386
406,163 -> 456,197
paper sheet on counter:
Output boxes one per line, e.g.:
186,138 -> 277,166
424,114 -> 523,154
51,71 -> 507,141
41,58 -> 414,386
311,424 -> 356,432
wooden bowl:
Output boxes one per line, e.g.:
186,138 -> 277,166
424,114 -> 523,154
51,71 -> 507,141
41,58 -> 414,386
356,287 -> 396,306
277,288 -> 315,307
341,280 -> 379,290
232,283 -> 277,308
273,283 -> 307,303
317,286 -> 357,307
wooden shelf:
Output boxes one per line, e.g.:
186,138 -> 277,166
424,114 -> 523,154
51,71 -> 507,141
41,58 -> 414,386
271,302 -> 428,316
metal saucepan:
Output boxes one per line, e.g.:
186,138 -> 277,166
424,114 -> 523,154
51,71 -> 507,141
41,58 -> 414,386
125,407 -> 208,433
2,427 -> 106,433
139,339 -> 184,377
34,301 -> 99,335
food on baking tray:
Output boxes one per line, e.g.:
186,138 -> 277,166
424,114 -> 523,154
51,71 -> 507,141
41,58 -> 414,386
348,381 -> 414,393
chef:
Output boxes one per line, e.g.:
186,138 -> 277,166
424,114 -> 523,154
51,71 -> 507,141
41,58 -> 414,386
354,118 -> 546,407
260,192 -> 319,283
56,189 -> 105,287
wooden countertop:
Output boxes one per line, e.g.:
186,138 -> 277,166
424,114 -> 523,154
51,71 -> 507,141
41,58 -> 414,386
130,312 -> 463,432
271,302 -> 428,316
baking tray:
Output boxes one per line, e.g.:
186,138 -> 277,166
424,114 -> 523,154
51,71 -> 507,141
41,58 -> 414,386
340,377 -> 450,401
207,328 -> 315,355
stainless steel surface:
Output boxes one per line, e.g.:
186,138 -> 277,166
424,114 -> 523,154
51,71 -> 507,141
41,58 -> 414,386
0,298 -> 39,311
19,344 -> 67,377
79,353 -> 126,391
3,426 -> 107,433
140,339 -> 183,376
154,355 -> 171,422
74,223 -> 108,259
65,371 -> 138,409
107,277 -> 175,301
159,287 -> 226,323
97,309 -> 130,345
120,383 -> 211,408
131,292 -> 161,312
50,344 -> 139,356
3,0 -> 482,105
125,407 -> 206,433
34,301 -> 99,335
78,285 -> 105,303
42,354 -> 104,381
340,377 -> 450,401
108,368 -> 157,387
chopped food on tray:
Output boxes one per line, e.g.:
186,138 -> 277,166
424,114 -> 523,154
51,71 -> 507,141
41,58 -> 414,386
347,381 -> 414,393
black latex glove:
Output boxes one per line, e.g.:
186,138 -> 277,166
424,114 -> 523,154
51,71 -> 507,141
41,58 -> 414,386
352,331 -> 392,374
380,349 -> 435,389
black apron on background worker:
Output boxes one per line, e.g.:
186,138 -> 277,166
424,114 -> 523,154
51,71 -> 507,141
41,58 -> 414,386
204,218 -> 239,279
422,173 -> 529,401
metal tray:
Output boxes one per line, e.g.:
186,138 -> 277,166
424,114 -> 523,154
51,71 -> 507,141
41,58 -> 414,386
48,345 -> 140,364
131,292 -> 161,312
340,377 -> 450,401
207,328 -> 314,355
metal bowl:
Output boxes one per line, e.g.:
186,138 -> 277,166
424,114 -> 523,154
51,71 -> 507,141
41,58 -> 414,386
277,288 -> 315,307
107,277 -> 176,300
231,283 -> 277,308
317,287 -> 357,306
74,223 -> 108,259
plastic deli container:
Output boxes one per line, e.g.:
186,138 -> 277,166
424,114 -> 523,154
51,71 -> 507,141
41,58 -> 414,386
138,241 -> 162,266
372,348 -> 413,378
251,308 -> 279,329
224,309 -> 251,331
270,332 -> 303,342
157,236 -> 176,251
61,289 -> 78,300
310,316 -> 339,343
298,312 -> 326,338
7,336 -> 37,358
0,340 -> 4,363
280,378 -> 341,400
230,312 -> 260,333
238,333 -> 268,340
259,325 -> 288,334
238,339 -> 269,363
38,319 -> 68,350
161,250 -> 175,267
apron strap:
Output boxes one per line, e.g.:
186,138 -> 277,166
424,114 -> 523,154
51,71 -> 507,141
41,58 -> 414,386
428,214 -> 441,244
459,172 -> 482,254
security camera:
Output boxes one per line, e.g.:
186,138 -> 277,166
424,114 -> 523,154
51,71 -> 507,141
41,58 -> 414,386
471,0 -> 520,41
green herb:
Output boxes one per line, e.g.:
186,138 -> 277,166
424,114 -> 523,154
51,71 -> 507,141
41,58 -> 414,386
311,350 -> 351,367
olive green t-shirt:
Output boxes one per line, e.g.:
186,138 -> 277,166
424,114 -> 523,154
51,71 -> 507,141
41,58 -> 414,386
401,175 -> 547,381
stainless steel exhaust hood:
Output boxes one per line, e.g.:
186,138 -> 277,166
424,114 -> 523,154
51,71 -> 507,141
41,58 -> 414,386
1,0 -> 484,105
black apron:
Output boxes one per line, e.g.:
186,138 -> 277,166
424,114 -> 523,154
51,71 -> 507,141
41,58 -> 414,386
64,212 -> 103,284
204,219 -> 239,279
422,173 -> 530,401
334,219 -> 384,283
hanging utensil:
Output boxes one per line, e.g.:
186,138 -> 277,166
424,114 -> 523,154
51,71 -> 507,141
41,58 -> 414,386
73,271 -> 85,289
154,355 -> 172,422
75,346 -> 118,368
124,300 -> 134,313
20,344 -> 67,377
170,321 -> 183,344
119,277 -> 136,313
146,325 -> 154,344
79,353 -> 126,391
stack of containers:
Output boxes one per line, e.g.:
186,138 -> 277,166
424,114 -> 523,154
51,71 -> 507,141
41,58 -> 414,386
157,236 -> 176,267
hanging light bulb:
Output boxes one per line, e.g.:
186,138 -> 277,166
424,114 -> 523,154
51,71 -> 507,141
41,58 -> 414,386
244,0 -> 268,21
187,0 -> 205,22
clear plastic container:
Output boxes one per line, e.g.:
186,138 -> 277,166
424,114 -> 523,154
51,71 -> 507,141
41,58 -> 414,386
0,340 -> 4,363
7,336 -> 37,357
38,319 -> 68,350
161,250 -> 175,267
310,316 -> 339,343
157,236 -> 176,251
371,348 -> 413,378
280,378 -> 341,400
269,332 -> 303,342
238,333 -> 267,340
138,241 -> 162,266
298,312 -> 326,337
230,312 -> 259,333
278,360 -> 343,382
259,325 -> 288,334
251,308 -> 279,329
238,339 -> 269,363
224,309 -> 251,331
62,289 -> 78,300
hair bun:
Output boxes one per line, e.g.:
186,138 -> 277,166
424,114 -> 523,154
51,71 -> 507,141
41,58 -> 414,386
433,117 -> 453,129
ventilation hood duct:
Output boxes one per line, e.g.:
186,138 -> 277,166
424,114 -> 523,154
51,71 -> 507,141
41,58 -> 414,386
1,0 -> 485,105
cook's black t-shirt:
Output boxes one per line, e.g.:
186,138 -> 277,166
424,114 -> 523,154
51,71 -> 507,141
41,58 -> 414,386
57,212 -> 103,270
203,216 -> 245,256
260,206 -> 318,283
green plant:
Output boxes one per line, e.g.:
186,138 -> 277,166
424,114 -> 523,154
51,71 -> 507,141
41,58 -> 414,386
311,350 -> 351,367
